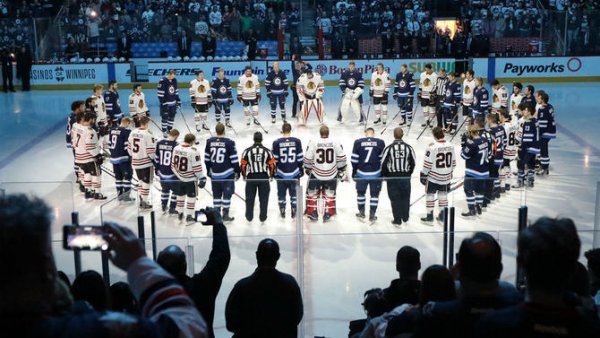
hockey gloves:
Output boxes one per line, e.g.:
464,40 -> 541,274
420,172 -> 428,185
237,95 -> 243,103
267,91 -> 272,98
95,154 -> 104,165
228,97 -> 234,106
337,169 -> 347,182
198,177 -> 207,189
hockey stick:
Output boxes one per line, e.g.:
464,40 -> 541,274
148,117 -> 163,133
252,117 -> 269,134
450,116 -> 468,142
177,107 -> 193,134
363,97 -> 372,131
410,179 -> 465,207
405,99 -> 420,135
443,108 -> 461,133
416,122 -> 430,140
227,123 -> 239,137
380,99 -> 410,135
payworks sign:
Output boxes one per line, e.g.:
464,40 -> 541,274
474,56 -> 600,81
148,62 -> 267,83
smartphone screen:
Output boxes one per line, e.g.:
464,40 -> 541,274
63,225 -> 109,251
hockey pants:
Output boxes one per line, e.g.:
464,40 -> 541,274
356,178 -> 382,213
277,179 -> 298,210
269,94 -> 287,119
160,106 -> 176,132
387,178 -> 411,223
212,178 -> 235,213
245,179 -> 270,222
306,177 -> 337,216
301,98 -> 324,124
113,161 -> 133,196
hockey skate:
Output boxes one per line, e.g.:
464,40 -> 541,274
398,118 -> 407,126
202,122 -> 210,131
436,211 -> 444,223
222,210 -> 234,222
368,211 -> 377,222
196,124 -> 202,132
322,213 -> 332,223
291,208 -> 297,219
253,119 -> 261,126
280,208 -> 286,218
78,182 -> 86,193
536,168 -> 549,176
185,215 -> 196,225
505,183 -> 511,191
337,113 -> 342,122
461,209 -> 477,218
85,190 -> 94,200
307,211 -> 319,221
272,117 -> 276,124
373,118 -> 382,125
168,209 -> 179,216
526,180 -> 535,188
512,180 -> 525,190
225,119 -> 232,128
356,209 -> 366,219
139,200 -> 152,210
476,205 -> 483,215
94,193 -> 107,200
421,212 -> 434,224
119,191 -> 135,202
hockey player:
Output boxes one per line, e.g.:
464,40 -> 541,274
500,110 -> 518,191
487,113 -> 507,198
514,104 -> 540,188
441,72 -> 462,134
241,132 -> 275,223
108,117 -> 134,201
157,70 -> 181,136
128,83 -> 150,128
418,63 -> 438,128
66,100 -> 86,192
420,127 -> 455,224
265,61 -> 289,123
272,122 -> 304,218
393,63 -> 416,126
128,116 -> 157,209
211,68 -> 234,126
490,79 -> 508,113
460,124 -> 490,217
73,112 -> 106,200
381,128 -> 416,226
155,129 -> 180,214
509,82 -> 524,117
171,133 -> 207,223
535,90 -> 556,176
370,63 -> 391,125
338,61 -> 365,123
297,66 -> 325,124
475,116 -> 495,207
189,70 -> 212,133
303,125 -> 347,222
104,80 -> 122,125
461,70 -> 476,127
237,65 -> 261,126
92,84 -> 109,136
471,77 -> 489,119
351,127 -> 385,222
204,123 -> 241,222
521,85 -> 536,112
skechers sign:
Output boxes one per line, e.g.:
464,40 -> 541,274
147,61 -> 267,82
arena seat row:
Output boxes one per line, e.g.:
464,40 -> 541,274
95,41 -> 278,58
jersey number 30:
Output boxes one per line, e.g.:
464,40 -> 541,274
316,148 -> 334,164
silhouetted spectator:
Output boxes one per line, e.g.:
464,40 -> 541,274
399,27 -> 413,56
331,31 -> 344,59
71,270 -> 110,312
157,208 -> 230,338
109,282 -> 139,314
225,238 -> 303,338
347,29 -> 359,58
383,246 -> 422,311
203,35 -> 216,59
117,34 -> 132,60
245,29 -> 257,60
1,48 -> 15,92
290,36 -> 303,57
476,217 -> 600,337
585,248 -> 600,305
178,30 -> 192,58
16,44 -> 32,91
57,270 -> 71,288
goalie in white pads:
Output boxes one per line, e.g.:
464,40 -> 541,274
128,116 -> 157,209
128,83 -> 150,128
171,133 -> 207,223
418,64 -> 438,127
297,66 -> 325,124
370,63 -> 391,125
338,61 -> 365,123
190,70 -> 212,132
303,126 -> 347,222
237,65 -> 261,126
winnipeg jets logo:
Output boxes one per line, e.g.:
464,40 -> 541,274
347,78 -> 356,87
219,85 -> 227,94
400,79 -> 406,88
446,89 -> 451,98
168,86 -> 175,94
274,77 -> 282,86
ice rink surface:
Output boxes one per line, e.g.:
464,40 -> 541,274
1,82 -> 600,337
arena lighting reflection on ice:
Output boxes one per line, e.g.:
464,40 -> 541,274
434,18 -> 459,40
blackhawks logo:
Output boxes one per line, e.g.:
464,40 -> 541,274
375,78 -> 382,86
493,94 -> 499,102
199,85 -> 206,93
511,101 -> 516,110
245,81 -> 254,88
139,99 -> 144,108
307,82 -> 316,90
464,86 -> 471,94
423,79 -> 431,86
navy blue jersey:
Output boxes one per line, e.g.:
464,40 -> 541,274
443,80 -> 462,108
155,139 -> 178,179
157,77 -> 180,107
103,89 -> 122,120
339,70 -> 365,93
489,125 -> 506,165
211,77 -> 233,102
265,70 -> 288,95
521,118 -> 540,154
393,71 -> 416,98
204,137 -> 240,179
272,137 -> 304,179
351,137 -> 385,179
537,104 -> 556,139
461,136 -> 490,178
108,126 -> 132,164
521,94 -> 536,111
66,112 -> 77,146
473,87 -> 489,112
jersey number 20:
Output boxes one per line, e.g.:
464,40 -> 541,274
435,152 -> 453,168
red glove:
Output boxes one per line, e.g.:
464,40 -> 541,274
257,93 -> 262,102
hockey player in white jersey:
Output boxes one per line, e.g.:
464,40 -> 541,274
92,84 -> 109,136
420,127 -> 456,223
296,66 -> 325,124
73,112 -> 107,200
171,133 -> 207,223
338,61 -> 365,123
500,109 -> 518,191
189,70 -> 212,133
370,63 -> 391,125
509,82 -> 525,117
237,65 -> 261,126
128,116 -> 157,209
462,70 -> 476,126
128,83 -> 150,127
491,79 -> 508,113
418,64 -> 438,127
303,125 -> 347,222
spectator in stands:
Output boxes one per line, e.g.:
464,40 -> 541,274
195,14 -> 209,38
331,31 -> 344,59
348,288 -> 388,338
415,232 -> 522,337
316,11 -> 332,37
476,217 -> 600,337
290,36 -> 303,58
209,6 -> 222,33
383,246 -> 422,311
382,28 -> 394,58
1,47 -> 15,92
245,29 -> 258,60
452,29 -> 467,57
346,29 -> 358,58
0,193 -> 207,337
225,238 -> 303,338
203,34 -> 216,59
407,15 -> 420,37
157,208 -> 230,338
240,10 -> 253,36
417,30 -> 430,56
288,3 -> 300,36
117,34 -> 132,60
586,248 -> 600,305
178,30 -> 192,58
16,44 -> 32,91
278,11 -> 288,33
398,26 -> 413,57
109,282 -> 138,314
71,270 -> 109,312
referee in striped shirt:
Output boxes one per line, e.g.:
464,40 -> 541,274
434,68 -> 448,128
381,128 -> 416,226
241,132 -> 275,222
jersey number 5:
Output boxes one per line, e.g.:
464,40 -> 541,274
132,138 -> 141,153
316,148 -> 334,164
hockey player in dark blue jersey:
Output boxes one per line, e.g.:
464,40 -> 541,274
471,77 -> 489,119
155,129 -> 180,214
514,104 -> 540,189
272,122 -> 304,218
67,100 -> 86,192
157,70 -> 181,136
487,113 -> 507,198
393,63 -> 416,125
104,80 -> 122,125
441,72 -> 462,133
460,124 -> 490,217
535,90 -> 556,176
211,68 -> 234,126
351,127 -> 385,221
108,117 -> 134,201
265,61 -> 289,123
521,85 -> 536,111
204,123 -> 240,222
338,61 -> 365,123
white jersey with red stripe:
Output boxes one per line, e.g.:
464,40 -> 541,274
462,78 -> 476,106
171,144 -> 205,182
419,71 -> 438,99
73,124 -> 100,164
503,119 -> 519,159
189,78 -> 212,105
304,137 -> 347,180
492,85 -> 509,109
509,93 -> 524,116
237,74 -> 260,100
370,70 -> 391,97
92,94 -> 107,123
127,127 -> 156,169
297,72 -> 324,100
421,140 -> 456,185
128,92 -> 149,116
